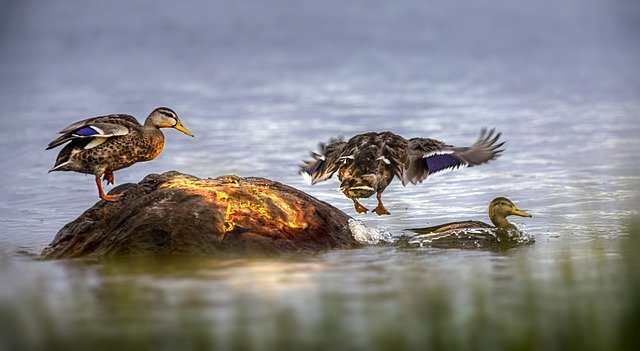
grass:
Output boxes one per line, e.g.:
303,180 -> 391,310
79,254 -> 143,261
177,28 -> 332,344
1,220 -> 639,351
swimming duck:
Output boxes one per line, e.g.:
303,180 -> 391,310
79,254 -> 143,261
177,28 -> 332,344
47,107 -> 194,201
300,128 -> 504,215
408,197 -> 531,235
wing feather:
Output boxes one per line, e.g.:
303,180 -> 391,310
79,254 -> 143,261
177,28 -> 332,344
299,137 -> 346,184
402,128 -> 504,185
46,114 -> 136,150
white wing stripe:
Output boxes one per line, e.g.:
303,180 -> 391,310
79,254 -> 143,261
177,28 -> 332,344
84,137 -> 108,149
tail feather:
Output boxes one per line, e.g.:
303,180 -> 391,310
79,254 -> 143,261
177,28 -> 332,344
299,138 -> 345,184
46,134 -> 73,150
48,160 -> 71,173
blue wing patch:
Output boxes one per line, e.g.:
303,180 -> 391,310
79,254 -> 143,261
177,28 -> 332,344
303,159 -> 324,175
74,126 -> 99,136
425,154 -> 462,174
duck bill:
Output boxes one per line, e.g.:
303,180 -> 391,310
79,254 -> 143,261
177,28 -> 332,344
511,207 -> 532,217
174,122 -> 194,137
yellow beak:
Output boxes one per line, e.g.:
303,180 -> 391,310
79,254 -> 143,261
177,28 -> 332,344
511,206 -> 532,217
174,121 -> 194,137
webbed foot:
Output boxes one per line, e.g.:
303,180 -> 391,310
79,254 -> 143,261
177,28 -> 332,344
374,192 -> 390,215
374,204 -> 390,216
95,175 -> 122,202
352,199 -> 369,214
100,193 -> 124,202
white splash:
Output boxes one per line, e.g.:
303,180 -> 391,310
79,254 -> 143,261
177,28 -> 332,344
348,219 -> 395,245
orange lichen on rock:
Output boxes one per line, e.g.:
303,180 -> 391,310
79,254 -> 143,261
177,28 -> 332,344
42,171 -> 358,259
159,175 -> 309,235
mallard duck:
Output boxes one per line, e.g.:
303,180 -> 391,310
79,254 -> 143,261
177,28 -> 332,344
300,128 -> 504,215
408,197 -> 531,234
47,107 -> 194,201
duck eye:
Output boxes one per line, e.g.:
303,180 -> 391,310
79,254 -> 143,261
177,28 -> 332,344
339,156 -> 354,164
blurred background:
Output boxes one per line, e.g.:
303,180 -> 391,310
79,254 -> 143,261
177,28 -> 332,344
1,0 -> 639,350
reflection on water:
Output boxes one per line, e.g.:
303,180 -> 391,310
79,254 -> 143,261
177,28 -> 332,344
1,227 -> 638,350
1,0 -> 639,349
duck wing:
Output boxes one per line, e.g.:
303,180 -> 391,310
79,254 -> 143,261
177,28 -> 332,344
402,128 -> 504,185
46,114 -> 138,150
408,220 -> 493,234
299,137 -> 346,184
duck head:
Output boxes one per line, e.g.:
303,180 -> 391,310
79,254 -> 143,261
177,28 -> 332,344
146,107 -> 194,137
488,197 -> 531,229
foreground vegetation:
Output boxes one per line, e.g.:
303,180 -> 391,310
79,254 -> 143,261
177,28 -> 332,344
1,220 -> 638,351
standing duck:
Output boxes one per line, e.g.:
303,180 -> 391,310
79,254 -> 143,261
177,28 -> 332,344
408,197 -> 532,235
47,107 -> 194,201
300,128 -> 504,215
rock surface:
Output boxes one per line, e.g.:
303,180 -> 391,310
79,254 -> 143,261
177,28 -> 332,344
42,171 -> 359,259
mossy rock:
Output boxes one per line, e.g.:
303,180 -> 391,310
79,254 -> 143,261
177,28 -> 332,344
42,171 -> 359,259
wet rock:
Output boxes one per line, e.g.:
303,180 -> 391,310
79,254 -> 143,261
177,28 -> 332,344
42,171 -> 359,259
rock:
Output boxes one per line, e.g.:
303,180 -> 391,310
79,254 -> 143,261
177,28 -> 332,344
42,171 -> 359,259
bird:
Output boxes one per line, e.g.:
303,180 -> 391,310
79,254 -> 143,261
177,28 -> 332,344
300,128 -> 504,215
47,107 -> 194,201
407,197 -> 532,235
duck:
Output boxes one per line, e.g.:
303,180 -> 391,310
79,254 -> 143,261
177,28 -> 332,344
408,197 -> 532,235
300,128 -> 504,215
47,107 -> 194,201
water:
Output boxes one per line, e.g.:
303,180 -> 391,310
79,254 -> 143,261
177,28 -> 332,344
1,0 -> 639,349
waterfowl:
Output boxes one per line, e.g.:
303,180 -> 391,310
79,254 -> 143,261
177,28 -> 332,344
408,197 -> 531,235
47,107 -> 194,201
300,128 -> 504,215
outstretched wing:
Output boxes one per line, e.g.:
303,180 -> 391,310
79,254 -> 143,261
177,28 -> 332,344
299,137 -> 346,184
402,128 -> 504,185
46,115 -> 136,150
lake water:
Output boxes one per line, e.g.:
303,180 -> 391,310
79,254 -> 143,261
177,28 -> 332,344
1,0 -> 639,350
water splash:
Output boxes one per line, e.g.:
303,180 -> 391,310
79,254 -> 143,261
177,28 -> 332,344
348,219 -> 395,245
401,227 -> 534,249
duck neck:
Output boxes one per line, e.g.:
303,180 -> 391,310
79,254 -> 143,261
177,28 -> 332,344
490,215 -> 515,230
139,119 -> 165,161
143,117 -> 159,129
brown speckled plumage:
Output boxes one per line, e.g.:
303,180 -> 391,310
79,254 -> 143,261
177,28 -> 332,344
51,116 -> 165,175
47,107 -> 193,201
301,128 -> 504,215
408,197 -> 531,234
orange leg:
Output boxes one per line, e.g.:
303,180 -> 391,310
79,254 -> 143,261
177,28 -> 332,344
373,192 -> 390,216
102,172 -> 115,185
352,199 -> 369,214
95,176 -> 123,202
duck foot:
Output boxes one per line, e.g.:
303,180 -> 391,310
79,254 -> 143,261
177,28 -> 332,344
95,176 -> 122,202
373,192 -> 390,216
373,204 -> 390,216
352,199 -> 369,214
100,193 -> 124,202
102,172 -> 115,185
